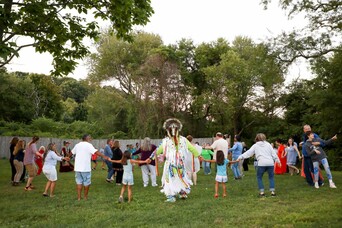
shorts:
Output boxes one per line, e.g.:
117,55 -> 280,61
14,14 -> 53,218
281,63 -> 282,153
75,172 -> 91,186
122,175 -> 134,185
215,175 -> 228,183
25,164 -> 37,177
43,166 -> 58,181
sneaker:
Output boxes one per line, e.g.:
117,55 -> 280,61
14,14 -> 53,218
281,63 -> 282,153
165,196 -> 176,203
259,192 -> 266,197
271,192 -> 276,197
329,182 -> 337,188
152,184 -> 158,187
143,184 -> 148,187
314,182 -> 319,189
106,179 -> 112,183
118,196 -> 123,203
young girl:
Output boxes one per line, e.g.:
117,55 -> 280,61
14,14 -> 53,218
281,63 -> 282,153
201,150 -> 238,198
35,146 -> 45,175
109,151 -> 150,203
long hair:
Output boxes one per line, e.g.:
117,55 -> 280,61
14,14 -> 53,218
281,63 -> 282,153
13,139 -> 25,156
43,143 -> 55,162
113,140 -> 120,149
141,137 -> 152,151
121,150 -> 131,165
29,136 -> 39,146
216,150 -> 225,166
10,137 -> 19,146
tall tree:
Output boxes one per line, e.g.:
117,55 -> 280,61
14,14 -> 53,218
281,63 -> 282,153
0,0 -> 154,75
262,0 -> 342,64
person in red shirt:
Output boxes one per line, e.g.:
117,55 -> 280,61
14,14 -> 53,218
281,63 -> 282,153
35,146 -> 45,175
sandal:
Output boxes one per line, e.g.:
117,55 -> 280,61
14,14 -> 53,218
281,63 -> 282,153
214,194 -> 218,198
43,193 -> 49,197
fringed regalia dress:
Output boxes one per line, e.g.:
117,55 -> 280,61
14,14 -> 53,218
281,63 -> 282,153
160,136 -> 193,197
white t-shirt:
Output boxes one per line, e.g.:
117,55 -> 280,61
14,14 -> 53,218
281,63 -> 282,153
72,141 -> 97,172
211,138 -> 228,159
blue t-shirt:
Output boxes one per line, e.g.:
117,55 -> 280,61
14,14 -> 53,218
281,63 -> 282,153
217,158 -> 229,176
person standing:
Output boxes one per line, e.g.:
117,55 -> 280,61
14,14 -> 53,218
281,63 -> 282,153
241,142 -> 249,172
71,134 -> 108,200
104,139 -> 114,183
228,135 -> 243,180
305,131 -> 337,188
110,151 -> 150,203
42,143 -> 70,197
238,133 -> 281,197
201,150 -> 238,198
301,125 -> 324,187
201,143 -> 214,175
9,137 -> 19,183
274,139 -> 287,174
283,138 -> 301,175
133,137 -> 158,187
111,140 -> 123,185
205,132 -> 229,160
185,135 -> 202,185
59,141 -> 74,172
12,139 -> 25,186
35,146 -> 45,175
23,136 -> 43,191
154,118 -> 199,202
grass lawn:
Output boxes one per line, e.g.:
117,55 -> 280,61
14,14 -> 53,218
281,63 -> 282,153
0,159 -> 341,227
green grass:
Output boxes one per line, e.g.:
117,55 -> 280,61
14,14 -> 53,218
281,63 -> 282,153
1,159 -> 341,227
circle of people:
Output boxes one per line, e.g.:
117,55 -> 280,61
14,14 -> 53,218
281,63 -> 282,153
9,120 -> 337,202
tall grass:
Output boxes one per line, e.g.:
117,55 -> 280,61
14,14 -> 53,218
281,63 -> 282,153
0,159 -> 341,227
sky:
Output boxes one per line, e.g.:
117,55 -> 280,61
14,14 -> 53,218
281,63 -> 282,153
7,0 -> 311,83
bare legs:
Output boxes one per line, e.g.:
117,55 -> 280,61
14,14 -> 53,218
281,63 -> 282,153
215,181 -> 226,197
288,165 -> 299,175
76,184 -> 90,200
119,185 -> 132,202
43,181 -> 56,197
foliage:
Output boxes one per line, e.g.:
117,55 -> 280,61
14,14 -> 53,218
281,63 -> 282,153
262,0 -> 342,64
0,0 -> 154,75
0,160 -> 341,226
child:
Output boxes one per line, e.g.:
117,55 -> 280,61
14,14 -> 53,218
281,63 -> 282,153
109,151 -> 150,203
305,131 -> 337,188
35,146 -> 45,175
201,150 -> 237,198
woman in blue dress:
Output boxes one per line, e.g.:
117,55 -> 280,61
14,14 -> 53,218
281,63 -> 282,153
283,138 -> 302,175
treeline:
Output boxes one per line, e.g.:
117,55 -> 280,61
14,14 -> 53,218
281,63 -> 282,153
0,33 -> 341,169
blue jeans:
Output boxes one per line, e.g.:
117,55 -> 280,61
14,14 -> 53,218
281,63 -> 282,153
203,161 -> 211,174
231,155 -> 241,178
304,156 -> 323,186
256,166 -> 275,192
313,158 -> 332,181
105,160 -> 114,179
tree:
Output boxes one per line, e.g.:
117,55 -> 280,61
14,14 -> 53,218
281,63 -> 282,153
202,37 -> 285,134
0,71 -> 35,122
88,31 -> 163,94
262,0 -> 342,64
0,0 -> 154,75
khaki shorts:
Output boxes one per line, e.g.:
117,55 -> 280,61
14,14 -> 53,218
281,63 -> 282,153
25,164 -> 37,177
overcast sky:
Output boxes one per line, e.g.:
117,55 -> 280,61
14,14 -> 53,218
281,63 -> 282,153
7,0 -> 311,83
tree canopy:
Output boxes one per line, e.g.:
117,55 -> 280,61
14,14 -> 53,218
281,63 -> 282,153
0,0 -> 154,75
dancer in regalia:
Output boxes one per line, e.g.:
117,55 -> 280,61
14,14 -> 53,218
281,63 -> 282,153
154,118 -> 199,202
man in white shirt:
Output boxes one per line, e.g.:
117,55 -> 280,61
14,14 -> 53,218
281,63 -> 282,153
72,134 -> 108,200
206,132 -> 229,160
